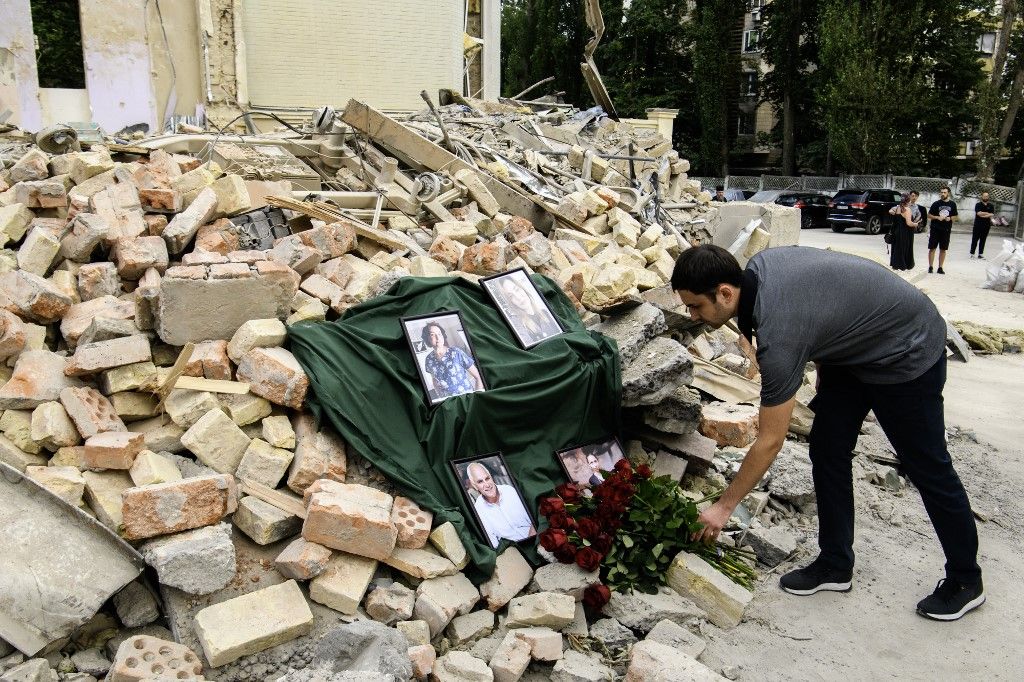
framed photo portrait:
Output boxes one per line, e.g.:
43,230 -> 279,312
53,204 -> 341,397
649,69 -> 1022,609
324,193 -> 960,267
480,268 -> 563,349
451,452 -> 537,549
555,437 -> 626,488
401,311 -> 486,405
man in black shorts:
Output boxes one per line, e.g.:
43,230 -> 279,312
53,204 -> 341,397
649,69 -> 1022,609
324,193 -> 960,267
927,186 -> 958,274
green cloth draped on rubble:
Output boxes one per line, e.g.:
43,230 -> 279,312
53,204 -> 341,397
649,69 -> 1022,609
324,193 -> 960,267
288,275 -> 621,580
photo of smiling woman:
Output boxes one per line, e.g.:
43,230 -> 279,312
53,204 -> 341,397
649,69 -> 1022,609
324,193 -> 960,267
481,269 -> 563,348
401,312 -> 486,405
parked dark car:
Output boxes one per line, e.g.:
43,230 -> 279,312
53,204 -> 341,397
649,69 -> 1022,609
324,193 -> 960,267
775,192 -> 831,228
827,189 -> 901,234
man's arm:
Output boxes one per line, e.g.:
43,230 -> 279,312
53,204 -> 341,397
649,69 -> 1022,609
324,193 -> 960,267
692,397 -> 797,543
928,203 -> 941,221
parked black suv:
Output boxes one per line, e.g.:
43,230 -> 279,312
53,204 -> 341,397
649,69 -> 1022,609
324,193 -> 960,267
775,192 -> 831,228
827,189 -> 901,234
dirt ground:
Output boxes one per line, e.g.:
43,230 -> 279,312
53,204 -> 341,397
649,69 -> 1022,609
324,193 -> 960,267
701,227 -> 1024,681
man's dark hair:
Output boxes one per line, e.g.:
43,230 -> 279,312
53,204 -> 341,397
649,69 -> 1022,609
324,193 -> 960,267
420,321 -> 448,346
715,185 -> 725,192
671,244 -> 743,295
941,186 -> 951,193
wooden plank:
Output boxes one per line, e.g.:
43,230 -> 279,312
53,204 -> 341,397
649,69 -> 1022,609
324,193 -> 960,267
154,342 -> 194,412
341,99 -> 550,229
173,376 -> 250,394
266,195 -> 409,251
239,480 -> 307,519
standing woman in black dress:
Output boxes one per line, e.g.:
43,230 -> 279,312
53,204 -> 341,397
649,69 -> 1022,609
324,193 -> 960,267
889,193 -> 917,271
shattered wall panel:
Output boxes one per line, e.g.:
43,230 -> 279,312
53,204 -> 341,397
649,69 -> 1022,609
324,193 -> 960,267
79,0 -> 158,132
241,0 -> 463,111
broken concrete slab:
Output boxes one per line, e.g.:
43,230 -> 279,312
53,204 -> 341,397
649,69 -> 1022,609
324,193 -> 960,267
592,302 -> 667,365
621,337 -> 694,407
0,461 -> 143,656
156,262 -> 297,345
625,639 -> 727,681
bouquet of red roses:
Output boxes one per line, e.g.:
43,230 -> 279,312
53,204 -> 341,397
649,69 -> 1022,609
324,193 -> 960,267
538,459 -> 755,609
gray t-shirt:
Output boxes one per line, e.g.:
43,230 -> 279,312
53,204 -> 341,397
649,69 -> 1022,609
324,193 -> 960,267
746,247 -> 946,406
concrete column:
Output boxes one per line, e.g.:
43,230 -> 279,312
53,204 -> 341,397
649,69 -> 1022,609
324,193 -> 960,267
0,0 -> 43,130
645,108 -> 679,141
481,0 -> 501,100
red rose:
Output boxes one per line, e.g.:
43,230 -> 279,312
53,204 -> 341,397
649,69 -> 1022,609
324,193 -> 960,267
539,496 -> 566,516
591,532 -> 612,554
606,486 -> 631,508
554,543 -> 578,564
636,463 -> 653,479
555,483 -> 581,503
575,546 -> 603,571
539,528 -> 568,552
577,517 -> 600,540
583,583 -> 611,610
546,511 -> 568,529
614,459 -> 632,474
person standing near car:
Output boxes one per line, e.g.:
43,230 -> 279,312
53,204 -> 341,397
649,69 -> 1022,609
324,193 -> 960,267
888,193 -> 917,271
673,244 -> 984,622
927,186 -> 958,274
970,192 -> 994,259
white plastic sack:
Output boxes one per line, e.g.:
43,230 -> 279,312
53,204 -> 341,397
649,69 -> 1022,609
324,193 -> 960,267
983,264 -> 1019,292
981,240 -> 1020,290
1014,270 -> 1024,294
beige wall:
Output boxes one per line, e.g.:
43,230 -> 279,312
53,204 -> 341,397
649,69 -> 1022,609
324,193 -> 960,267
79,0 -> 158,132
0,0 -> 43,130
147,0 -> 203,125
238,0 -> 464,111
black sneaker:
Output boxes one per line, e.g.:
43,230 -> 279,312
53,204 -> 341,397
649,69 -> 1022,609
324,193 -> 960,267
916,578 -> 985,621
937,267 -> 946,274
978,254 -> 985,259
780,559 -> 853,596
928,266 -> 934,273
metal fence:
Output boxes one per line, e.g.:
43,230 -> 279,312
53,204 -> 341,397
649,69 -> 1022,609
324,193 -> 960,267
692,173 -> 1021,235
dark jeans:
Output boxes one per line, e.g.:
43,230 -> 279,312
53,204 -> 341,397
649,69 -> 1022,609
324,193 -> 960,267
970,223 -> 991,255
808,355 -> 981,584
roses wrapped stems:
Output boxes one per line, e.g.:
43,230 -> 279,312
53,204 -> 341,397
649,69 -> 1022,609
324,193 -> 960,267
538,458 -> 756,609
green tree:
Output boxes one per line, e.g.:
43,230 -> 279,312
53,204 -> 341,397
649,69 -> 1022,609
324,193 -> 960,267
501,0 -> 592,106
761,0 -> 823,174
816,0 -> 951,174
908,0 -> 989,177
601,0 -> 697,149
30,0 -> 85,90
976,0 -> 1024,181
691,0 -> 744,175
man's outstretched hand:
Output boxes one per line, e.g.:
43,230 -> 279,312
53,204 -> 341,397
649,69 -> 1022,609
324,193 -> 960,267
692,500 -> 733,544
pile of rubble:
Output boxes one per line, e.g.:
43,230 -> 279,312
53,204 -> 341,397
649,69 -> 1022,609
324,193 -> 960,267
952,321 -> 1024,355
0,97 -> 812,682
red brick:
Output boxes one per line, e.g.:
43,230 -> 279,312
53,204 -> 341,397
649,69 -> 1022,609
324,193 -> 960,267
121,474 -> 237,540
83,431 -> 145,469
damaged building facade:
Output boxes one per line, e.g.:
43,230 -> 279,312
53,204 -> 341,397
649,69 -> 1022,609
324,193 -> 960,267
2,0 -> 502,133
